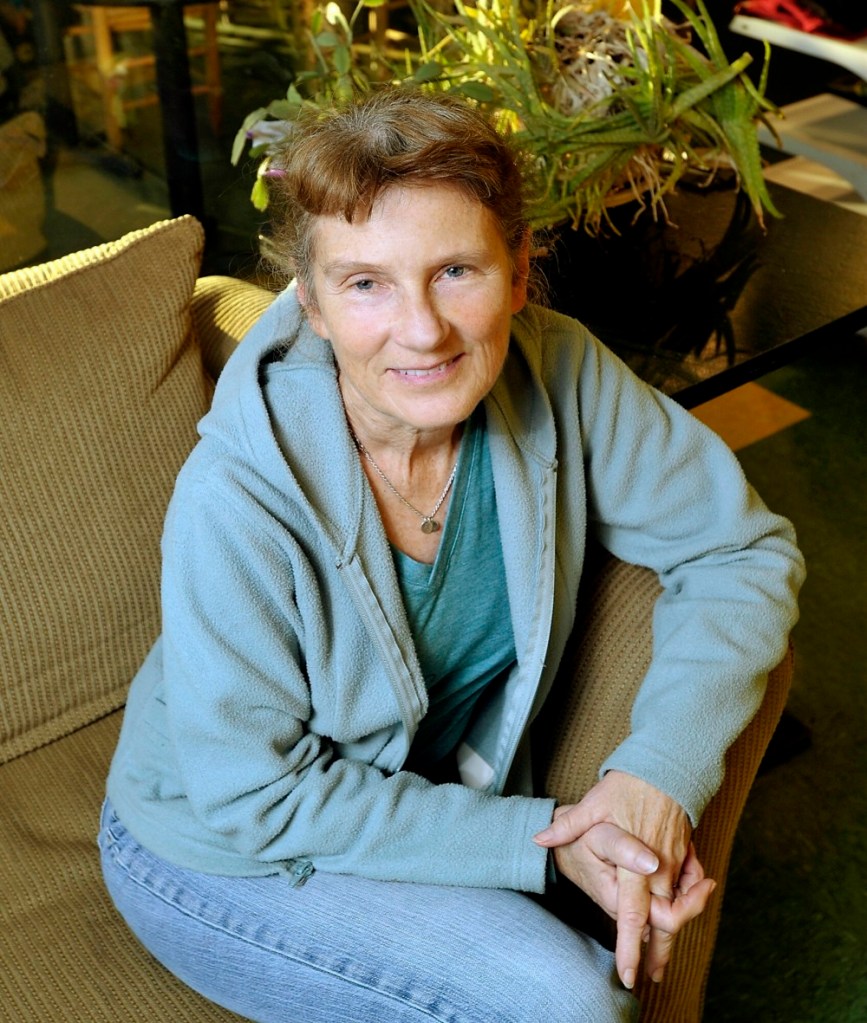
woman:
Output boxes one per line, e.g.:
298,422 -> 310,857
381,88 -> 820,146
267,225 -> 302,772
100,89 -> 804,1022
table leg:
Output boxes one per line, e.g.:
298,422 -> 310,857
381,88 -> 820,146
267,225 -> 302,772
29,1 -> 79,146
147,2 -> 206,222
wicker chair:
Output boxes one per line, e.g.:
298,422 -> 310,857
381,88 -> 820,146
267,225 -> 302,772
0,249 -> 792,1023
543,548 -> 793,1022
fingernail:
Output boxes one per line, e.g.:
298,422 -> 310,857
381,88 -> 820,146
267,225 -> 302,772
637,852 -> 659,873
652,968 -> 665,984
533,828 -> 553,844
622,969 -> 636,990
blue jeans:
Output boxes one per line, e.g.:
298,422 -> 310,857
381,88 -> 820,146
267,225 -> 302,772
99,801 -> 637,1023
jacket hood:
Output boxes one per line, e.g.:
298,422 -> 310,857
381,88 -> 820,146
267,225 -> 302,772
197,284 -> 367,558
200,282 -> 320,457
197,286 -> 562,569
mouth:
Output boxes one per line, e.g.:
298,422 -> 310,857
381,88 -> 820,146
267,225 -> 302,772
392,355 -> 461,380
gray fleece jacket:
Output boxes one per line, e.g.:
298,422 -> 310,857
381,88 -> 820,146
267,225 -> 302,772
107,285 -> 804,892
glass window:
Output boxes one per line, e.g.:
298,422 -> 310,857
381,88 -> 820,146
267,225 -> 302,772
2,1 -> 319,279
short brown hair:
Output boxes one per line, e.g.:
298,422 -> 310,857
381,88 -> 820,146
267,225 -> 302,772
264,88 -> 529,297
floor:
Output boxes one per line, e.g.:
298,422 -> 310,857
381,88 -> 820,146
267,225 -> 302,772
702,334 -> 867,1023
683,157 -> 867,1022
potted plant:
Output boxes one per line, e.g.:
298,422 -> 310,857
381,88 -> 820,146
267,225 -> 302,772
233,0 -> 779,236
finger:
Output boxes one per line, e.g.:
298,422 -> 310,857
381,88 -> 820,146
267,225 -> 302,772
650,877 -> 717,934
615,867 -> 651,990
583,822 -> 659,876
644,877 -> 717,981
533,803 -> 597,847
642,876 -> 678,984
644,921 -> 676,984
672,842 -> 705,895
551,824 -> 638,919
553,842 -> 621,919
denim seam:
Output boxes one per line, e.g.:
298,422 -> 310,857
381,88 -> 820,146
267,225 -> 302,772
118,862 -> 464,1023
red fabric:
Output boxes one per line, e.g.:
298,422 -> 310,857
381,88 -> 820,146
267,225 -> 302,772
735,0 -> 867,37
735,1 -> 827,33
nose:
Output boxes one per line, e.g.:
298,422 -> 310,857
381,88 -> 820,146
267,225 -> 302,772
394,286 -> 449,351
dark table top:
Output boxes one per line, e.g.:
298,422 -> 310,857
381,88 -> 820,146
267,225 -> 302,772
72,1 -> 212,7
543,179 -> 867,408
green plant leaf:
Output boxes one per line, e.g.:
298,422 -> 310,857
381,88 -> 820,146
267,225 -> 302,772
251,176 -> 270,211
413,60 -> 444,82
455,80 -> 498,103
230,106 -> 266,165
314,31 -> 342,48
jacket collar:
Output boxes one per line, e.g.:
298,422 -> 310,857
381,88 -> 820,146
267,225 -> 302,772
207,290 -> 558,747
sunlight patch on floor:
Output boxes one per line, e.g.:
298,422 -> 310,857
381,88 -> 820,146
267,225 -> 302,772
691,382 -> 811,452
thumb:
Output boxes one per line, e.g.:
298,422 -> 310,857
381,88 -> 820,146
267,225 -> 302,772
533,802 -> 599,848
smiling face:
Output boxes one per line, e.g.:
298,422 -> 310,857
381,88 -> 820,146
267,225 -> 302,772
301,182 -> 529,447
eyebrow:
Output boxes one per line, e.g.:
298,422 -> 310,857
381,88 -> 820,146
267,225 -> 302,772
319,250 -> 495,278
319,261 -> 380,278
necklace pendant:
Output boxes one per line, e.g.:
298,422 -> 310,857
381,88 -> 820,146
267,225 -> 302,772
420,518 -> 440,535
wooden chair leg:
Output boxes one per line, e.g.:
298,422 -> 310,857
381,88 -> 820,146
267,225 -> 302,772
89,9 -> 124,151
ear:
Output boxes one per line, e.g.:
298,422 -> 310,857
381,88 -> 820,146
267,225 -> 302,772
297,280 -> 326,338
510,232 -> 531,314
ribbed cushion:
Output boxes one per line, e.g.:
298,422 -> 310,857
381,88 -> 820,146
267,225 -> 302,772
0,217 -> 208,764
0,713 -> 241,1022
191,274 -> 275,380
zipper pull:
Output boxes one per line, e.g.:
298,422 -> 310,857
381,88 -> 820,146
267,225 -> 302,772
282,858 -> 314,888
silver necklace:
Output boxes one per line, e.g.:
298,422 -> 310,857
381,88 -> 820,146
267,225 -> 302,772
349,430 -> 458,534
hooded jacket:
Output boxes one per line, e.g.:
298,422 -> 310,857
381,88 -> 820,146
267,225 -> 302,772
107,286 -> 804,893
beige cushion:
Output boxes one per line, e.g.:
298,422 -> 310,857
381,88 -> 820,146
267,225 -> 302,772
191,274 -> 275,380
0,712 -> 241,1021
0,217 -> 209,764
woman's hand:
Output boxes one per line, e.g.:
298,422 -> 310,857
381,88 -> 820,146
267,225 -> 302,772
534,771 -> 717,989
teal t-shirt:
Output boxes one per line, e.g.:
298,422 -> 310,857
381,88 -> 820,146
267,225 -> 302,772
393,410 -> 516,778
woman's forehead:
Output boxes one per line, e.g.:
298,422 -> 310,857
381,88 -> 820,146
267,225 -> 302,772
308,182 -> 506,259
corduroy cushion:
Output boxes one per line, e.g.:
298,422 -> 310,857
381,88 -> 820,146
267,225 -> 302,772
191,274 -> 276,381
0,711 -> 242,1022
0,217 -> 208,764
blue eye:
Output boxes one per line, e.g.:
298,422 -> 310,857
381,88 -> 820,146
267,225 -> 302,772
444,266 -> 466,279
353,279 -> 375,291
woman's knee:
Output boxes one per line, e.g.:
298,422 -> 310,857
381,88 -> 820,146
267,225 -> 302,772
509,944 -> 635,1022
463,896 -> 636,1023
98,812 -> 636,1023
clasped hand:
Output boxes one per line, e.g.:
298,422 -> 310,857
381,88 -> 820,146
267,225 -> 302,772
534,771 -> 716,990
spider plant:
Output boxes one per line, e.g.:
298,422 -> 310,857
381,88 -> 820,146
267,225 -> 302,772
233,0 -> 780,234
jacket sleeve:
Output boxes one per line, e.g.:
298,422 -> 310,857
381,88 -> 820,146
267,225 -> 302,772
159,459 -> 554,891
572,332 -> 805,824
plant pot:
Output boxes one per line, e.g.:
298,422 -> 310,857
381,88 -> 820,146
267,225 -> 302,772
540,177 -> 763,390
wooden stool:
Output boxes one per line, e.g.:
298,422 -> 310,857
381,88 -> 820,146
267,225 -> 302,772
68,2 -> 221,151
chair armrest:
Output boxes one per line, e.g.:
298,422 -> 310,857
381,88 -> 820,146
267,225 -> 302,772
636,643 -> 792,1022
543,551 -> 659,805
540,549 -> 794,1022
191,275 -> 275,381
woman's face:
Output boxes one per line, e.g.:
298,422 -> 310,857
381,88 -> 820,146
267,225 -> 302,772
301,182 -> 528,443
